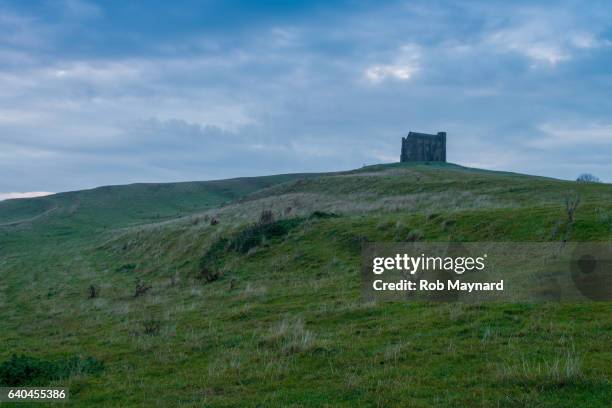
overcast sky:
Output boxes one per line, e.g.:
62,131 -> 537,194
1,0 -> 612,197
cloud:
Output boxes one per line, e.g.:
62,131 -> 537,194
50,61 -> 140,82
364,44 -> 420,83
365,64 -> 416,83
531,123 -> 612,148
0,191 -> 54,201
488,28 -> 569,66
1,0 -> 612,191
483,8 -> 611,67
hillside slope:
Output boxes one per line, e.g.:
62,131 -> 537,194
0,173 -> 319,254
0,173 -> 320,227
1,163 -> 611,407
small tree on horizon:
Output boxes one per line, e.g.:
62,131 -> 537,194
576,173 -> 601,183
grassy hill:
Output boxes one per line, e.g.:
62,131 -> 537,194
0,173 -> 317,252
1,163 -> 611,407
0,173 -> 320,227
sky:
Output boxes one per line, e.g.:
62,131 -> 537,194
1,0 -> 612,198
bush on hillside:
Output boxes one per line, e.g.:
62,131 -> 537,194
141,319 -> 161,336
196,237 -> 228,282
309,211 -> 339,219
231,218 -> 302,253
199,218 -> 303,282
200,238 -> 229,269
115,263 -> 136,273
200,266 -> 219,283
199,216 -> 314,281
133,279 -> 152,297
405,229 -> 423,242
259,209 -> 275,225
565,194 -> 580,224
87,285 -> 98,299
0,354 -> 103,387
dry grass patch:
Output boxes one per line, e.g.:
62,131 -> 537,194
240,283 -> 267,300
261,318 -> 320,355
498,352 -> 589,389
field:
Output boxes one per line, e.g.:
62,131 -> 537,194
1,162 -> 611,407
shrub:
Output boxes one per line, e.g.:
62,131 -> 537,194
405,229 -> 423,242
142,319 -> 161,336
198,219 -> 303,282
133,280 -> 152,298
576,173 -> 601,183
198,238 -> 229,282
87,285 -> 98,299
230,219 -> 302,253
441,219 -> 456,231
565,194 -> 580,224
199,267 -> 219,283
309,211 -> 339,219
259,209 -> 275,225
115,263 -> 136,273
0,355 -> 103,387
201,238 -> 228,268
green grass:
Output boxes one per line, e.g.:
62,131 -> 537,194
0,162 -> 611,407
